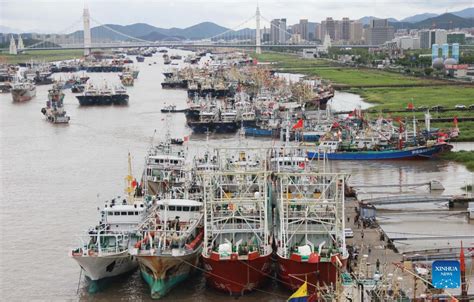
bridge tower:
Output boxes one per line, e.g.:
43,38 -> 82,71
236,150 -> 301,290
255,5 -> 261,54
83,6 -> 92,56
9,35 -> 17,55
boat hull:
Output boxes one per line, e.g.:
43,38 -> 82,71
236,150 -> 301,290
11,87 -> 36,102
307,144 -> 452,160
137,249 -> 201,299
277,254 -> 347,292
244,127 -> 278,137
76,95 -> 128,106
202,252 -> 272,295
71,251 -> 138,292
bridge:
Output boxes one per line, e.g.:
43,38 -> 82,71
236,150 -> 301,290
5,5 -> 382,55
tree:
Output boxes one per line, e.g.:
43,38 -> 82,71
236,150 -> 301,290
424,67 -> 434,76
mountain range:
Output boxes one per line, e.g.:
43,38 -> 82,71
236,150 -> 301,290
1,7 -> 473,41
358,7 -> 474,24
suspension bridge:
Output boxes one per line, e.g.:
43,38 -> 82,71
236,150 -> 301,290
5,6 -> 381,55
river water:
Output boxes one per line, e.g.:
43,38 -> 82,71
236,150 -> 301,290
0,49 -> 473,301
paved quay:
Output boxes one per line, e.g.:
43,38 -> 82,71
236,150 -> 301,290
344,197 -> 430,300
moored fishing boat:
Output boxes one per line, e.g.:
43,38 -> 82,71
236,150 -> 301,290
274,172 -> 348,293
70,155 -> 145,292
142,131 -> 187,196
11,81 -> 36,102
120,72 -> 134,86
307,140 -> 453,160
131,197 -> 204,299
200,154 -> 272,295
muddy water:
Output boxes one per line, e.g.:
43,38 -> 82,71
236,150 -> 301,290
0,50 -> 472,300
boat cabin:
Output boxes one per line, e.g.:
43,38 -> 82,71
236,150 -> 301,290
155,199 -> 203,223
101,200 -> 146,231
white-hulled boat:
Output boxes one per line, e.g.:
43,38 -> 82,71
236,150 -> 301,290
11,80 -> 36,102
70,154 -> 146,292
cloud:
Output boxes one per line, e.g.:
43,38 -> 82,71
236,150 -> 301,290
0,0 -> 472,33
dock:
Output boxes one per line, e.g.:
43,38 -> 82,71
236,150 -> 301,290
345,197 -> 429,299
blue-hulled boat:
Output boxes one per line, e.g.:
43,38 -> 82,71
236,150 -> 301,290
307,141 -> 453,160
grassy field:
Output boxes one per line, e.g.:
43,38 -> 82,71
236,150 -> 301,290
441,151 -> 474,172
0,49 -> 84,64
352,86 -> 474,109
254,52 -> 437,86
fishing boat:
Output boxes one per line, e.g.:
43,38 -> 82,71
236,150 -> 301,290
142,132 -> 187,196
11,81 -> 36,102
70,155 -> 145,293
131,197 -> 204,299
274,172 -> 348,293
120,72 -> 134,86
307,140 -> 453,160
214,110 -> 239,133
71,84 -> 85,93
112,86 -> 129,105
200,159 -> 273,295
41,86 -> 70,124
76,83 -> 129,106
161,105 -> 188,113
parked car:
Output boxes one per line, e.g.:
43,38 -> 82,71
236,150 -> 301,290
468,104 -> 474,110
344,228 -> 354,239
455,104 -> 466,110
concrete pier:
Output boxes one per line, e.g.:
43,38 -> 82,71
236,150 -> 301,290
345,197 -> 429,299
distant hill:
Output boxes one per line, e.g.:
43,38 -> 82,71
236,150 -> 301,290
417,13 -> 472,29
358,16 -> 398,25
69,21 -> 229,41
400,13 -> 438,23
452,7 -> 474,19
179,22 -> 229,39
0,25 -> 24,34
138,31 -> 185,41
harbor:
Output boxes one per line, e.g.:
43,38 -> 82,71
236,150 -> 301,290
0,46 -> 473,301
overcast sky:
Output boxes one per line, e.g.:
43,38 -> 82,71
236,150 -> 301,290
1,0 -> 473,33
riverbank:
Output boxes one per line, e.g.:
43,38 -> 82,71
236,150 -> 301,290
0,49 -> 84,64
440,151 -> 474,172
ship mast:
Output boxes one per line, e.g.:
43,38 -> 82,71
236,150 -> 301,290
125,152 -> 135,203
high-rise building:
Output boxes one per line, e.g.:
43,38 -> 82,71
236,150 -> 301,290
321,17 -> 336,40
270,19 -> 280,44
270,18 -> 288,44
341,18 -> 350,41
349,21 -> 363,43
279,18 -> 287,43
299,19 -> 309,41
419,29 -> 448,49
447,32 -> 466,44
314,23 -> 321,41
364,19 -> 395,45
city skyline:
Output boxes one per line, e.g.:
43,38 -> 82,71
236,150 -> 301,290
1,0 -> 472,34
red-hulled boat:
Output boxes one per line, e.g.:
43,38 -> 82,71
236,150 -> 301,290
274,172 -> 349,293
200,158 -> 273,295
202,249 -> 272,294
